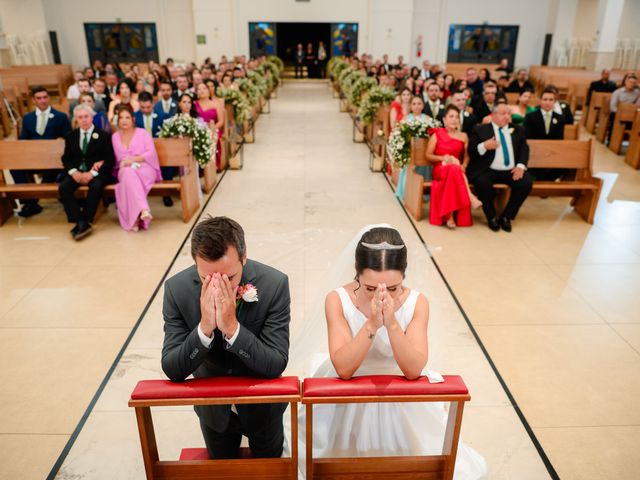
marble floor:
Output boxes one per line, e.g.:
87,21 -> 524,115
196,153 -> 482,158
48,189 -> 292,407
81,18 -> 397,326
0,80 -> 637,479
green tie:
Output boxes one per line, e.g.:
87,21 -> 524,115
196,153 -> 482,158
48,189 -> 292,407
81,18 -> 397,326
37,112 -> 47,136
544,112 -> 551,135
82,131 -> 89,155
498,128 -> 510,167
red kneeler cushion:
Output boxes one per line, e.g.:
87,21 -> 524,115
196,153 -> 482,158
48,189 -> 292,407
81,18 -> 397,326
131,376 -> 300,400
303,375 -> 468,398
179,447 -> 254,460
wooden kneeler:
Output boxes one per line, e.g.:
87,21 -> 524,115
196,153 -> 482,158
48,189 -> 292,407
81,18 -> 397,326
302,375 -> 471,480
129,376 -> 300,480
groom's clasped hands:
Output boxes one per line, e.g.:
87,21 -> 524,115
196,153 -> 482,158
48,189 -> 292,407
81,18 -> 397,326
199,273 -> 239,339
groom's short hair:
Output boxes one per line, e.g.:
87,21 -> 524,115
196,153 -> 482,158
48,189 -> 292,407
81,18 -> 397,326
191,216 -> 246,261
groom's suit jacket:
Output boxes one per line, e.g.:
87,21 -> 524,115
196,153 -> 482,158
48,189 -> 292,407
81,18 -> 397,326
161,259 -> 290,432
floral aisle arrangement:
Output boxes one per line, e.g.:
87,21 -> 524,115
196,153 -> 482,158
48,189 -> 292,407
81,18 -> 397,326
338,67 -> 363,99
257,60 -> 281,89
387,116 -> 442,168
328,57 -> 349,80
247,69 -> 268,97
158,115 -> 216,167
217,87 -> 251,124
348,76 -> 378,108
359,86 -> 397,125
237,78 -> 260,106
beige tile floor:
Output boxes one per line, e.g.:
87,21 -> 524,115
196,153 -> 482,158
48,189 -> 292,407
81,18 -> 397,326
2,81 -> 637,479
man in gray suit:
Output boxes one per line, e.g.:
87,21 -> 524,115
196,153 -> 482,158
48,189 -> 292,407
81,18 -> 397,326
162,216 -> 291,459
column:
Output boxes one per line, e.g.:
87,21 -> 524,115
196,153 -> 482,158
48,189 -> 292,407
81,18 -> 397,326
586,0 -> 625,70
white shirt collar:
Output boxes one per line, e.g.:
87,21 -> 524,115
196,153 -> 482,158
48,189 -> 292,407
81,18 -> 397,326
492,122 -> 509,132
36,106 -> 51,117
80,125 -> 95,136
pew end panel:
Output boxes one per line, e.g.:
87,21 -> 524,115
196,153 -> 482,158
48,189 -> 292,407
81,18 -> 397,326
128,376 -> 300,480
609,103 -> 640,155
624,111 -> 640,169
404,137 -> 431,221
302,375 -> 471,480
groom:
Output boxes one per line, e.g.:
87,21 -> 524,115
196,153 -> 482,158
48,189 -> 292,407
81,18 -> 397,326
161,216 -> 291,459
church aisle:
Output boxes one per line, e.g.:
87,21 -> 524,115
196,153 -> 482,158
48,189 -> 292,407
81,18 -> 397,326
53,82 -> 551,479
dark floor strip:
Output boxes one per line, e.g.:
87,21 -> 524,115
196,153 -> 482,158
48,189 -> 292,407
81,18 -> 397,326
383,174 -> 560,480
46,170 -> 226,480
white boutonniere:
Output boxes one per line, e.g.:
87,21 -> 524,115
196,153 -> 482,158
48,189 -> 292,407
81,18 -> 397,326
552,118 -> 558,124
152,113 -> 158,119
236,283 -> 258,306
171,102 -> 177,108
92,132 -> 99,139
48,113 -> 54,119
463,111 -> 469,117
508,128 -> 514,134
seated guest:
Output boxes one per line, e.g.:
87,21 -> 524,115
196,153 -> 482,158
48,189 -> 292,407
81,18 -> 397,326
177,92 -> 199,120
135,78 -> 146,96
395,95 -> 429,201
607,74 -> 639,142
495,57 -> 513,76
12,86 -> 71,218
546,85 -> 574,125
419,60 -> 431,79
468,101 -> 532,232
510,88 -> 536,125
107,80 -> 140,126
496,75 -> 510,95
69,78 -> 104,116
390,87 -> 412,130
194,83 -> 224,170
466,67 -> 484,97
59,104 -> 114,240
78,93 -> 109,131
135,92 -> 163,138
422,82 -> 445,122
450,90 -> 478,136
66,71 -> 84,100
442,73 -> 454,101
426,104 -> 482,228
111,104 -> 162,232
452,78 -> 467,93
105,72 -> 119,98
587,69 -> 617,105
478,68 -> 492,83
92,78 -> 111,113
525,87 -> 565,140
173,74 -> 193,99
506,69 -> 534,93
221,74 -> 235,89
471,81 -> 498,123
144,72 -> 159,95
154,81 -> 177,118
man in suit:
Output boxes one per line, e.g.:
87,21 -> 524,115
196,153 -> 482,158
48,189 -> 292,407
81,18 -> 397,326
419,60 -> 431,79
506,69 -> 534,93
172,74 -> 193,100
524,87 -> 565,140
137,91 -> 174,207
162,216 -> 290,459
105,72 -> 119,98
451,90 -> 478,135
468,101 -> 533,232
92,78 -> 111,113
471,81 -> 498,123
422,82 -> 445,122
69,78 -> 105,116
587,69 -> 617,105
11,86 -> 71,217
466,67 -> 484,97
59,104 -> 114,240
154,81 -> 178,119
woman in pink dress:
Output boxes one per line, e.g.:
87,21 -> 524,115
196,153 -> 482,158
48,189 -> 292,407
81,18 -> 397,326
425,104 -> 482,228
194,83 -> 224,169
111,104 -> 162,232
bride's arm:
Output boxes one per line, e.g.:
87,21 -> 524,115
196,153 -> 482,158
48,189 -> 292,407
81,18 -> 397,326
385,293 -> 429,380
326,291 -> 381,380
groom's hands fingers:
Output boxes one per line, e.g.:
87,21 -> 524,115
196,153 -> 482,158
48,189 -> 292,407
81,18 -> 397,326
199,274 -> 216,337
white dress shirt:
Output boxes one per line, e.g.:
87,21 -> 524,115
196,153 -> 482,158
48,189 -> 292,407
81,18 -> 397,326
198,323 -> 241,348
477,122 -> 526,171
35,106 -> 51,135
68,125 -> 97,176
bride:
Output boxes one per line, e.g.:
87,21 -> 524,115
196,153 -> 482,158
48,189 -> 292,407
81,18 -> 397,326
286,224 -> 487,479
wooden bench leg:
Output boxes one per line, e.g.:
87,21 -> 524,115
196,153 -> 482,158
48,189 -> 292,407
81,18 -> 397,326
573,182 -> 602,224
0,197 -> 13,225
404,167 -> 425,221
202,161 -> 217,193
135,407 -> 159,480
306,404 -> 313,480
179,162 -> 201,223
290,401 -> 298,480
442,400 -> 466,480
609,123 -> 625,154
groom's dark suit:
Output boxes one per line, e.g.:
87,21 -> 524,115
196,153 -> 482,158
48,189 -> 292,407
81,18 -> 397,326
161,259 -> 290,458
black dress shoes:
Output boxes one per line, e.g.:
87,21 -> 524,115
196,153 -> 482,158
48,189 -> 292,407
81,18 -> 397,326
73,221 -> 93,241
18,203 -> 43,218
70,224 -> 80,236
163,196 -> 174,207
488,217 -> 500,232
499,217 -> 512,232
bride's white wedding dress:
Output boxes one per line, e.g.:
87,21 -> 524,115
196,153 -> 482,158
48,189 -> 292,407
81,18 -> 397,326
285,287 -> 487,479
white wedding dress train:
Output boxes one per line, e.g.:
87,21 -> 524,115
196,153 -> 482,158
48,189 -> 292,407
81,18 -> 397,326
284,287 -> 487,479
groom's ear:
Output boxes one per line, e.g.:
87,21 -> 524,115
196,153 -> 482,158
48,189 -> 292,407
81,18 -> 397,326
241,255 -> 247,266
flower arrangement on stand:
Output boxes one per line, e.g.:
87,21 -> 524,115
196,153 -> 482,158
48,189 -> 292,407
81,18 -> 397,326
236,78 -> 260,107
217,87 -> 251,124
348,76 -> 378,108
387,116 -> 441,168
359,86 -> 397,125
158,115 -> 216,167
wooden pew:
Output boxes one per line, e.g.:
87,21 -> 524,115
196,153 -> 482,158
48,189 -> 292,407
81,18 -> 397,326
624,110 -> 640,169
129,376 -> 300,480
585,92 -> 611,133
595,97 -> 612,143
564,123 -> 580,140
609,103 -> 640,154
0,138 -> 200,225
404,138 -> 601,224
303,375 -> 470,480
568,82 -> 589,115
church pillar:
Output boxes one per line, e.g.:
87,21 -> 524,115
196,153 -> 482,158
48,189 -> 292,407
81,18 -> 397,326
585,0 -> 625,70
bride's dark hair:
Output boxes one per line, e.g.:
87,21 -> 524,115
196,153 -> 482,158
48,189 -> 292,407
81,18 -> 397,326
355,227 -> 407,277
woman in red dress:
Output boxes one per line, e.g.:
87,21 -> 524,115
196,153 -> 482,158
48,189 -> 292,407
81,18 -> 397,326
426,104 -> 482,228
389,87 -> 412,130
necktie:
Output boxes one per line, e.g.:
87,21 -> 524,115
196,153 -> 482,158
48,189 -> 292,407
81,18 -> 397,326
144,115 -> 152,134
544,112 -> 551,135
498,128 -> 510,167
37,112 -> 47,136
432,102 -> 438,117
163,101 -> 169,114
82,131 -> 89,155
459,112 -> 464,131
